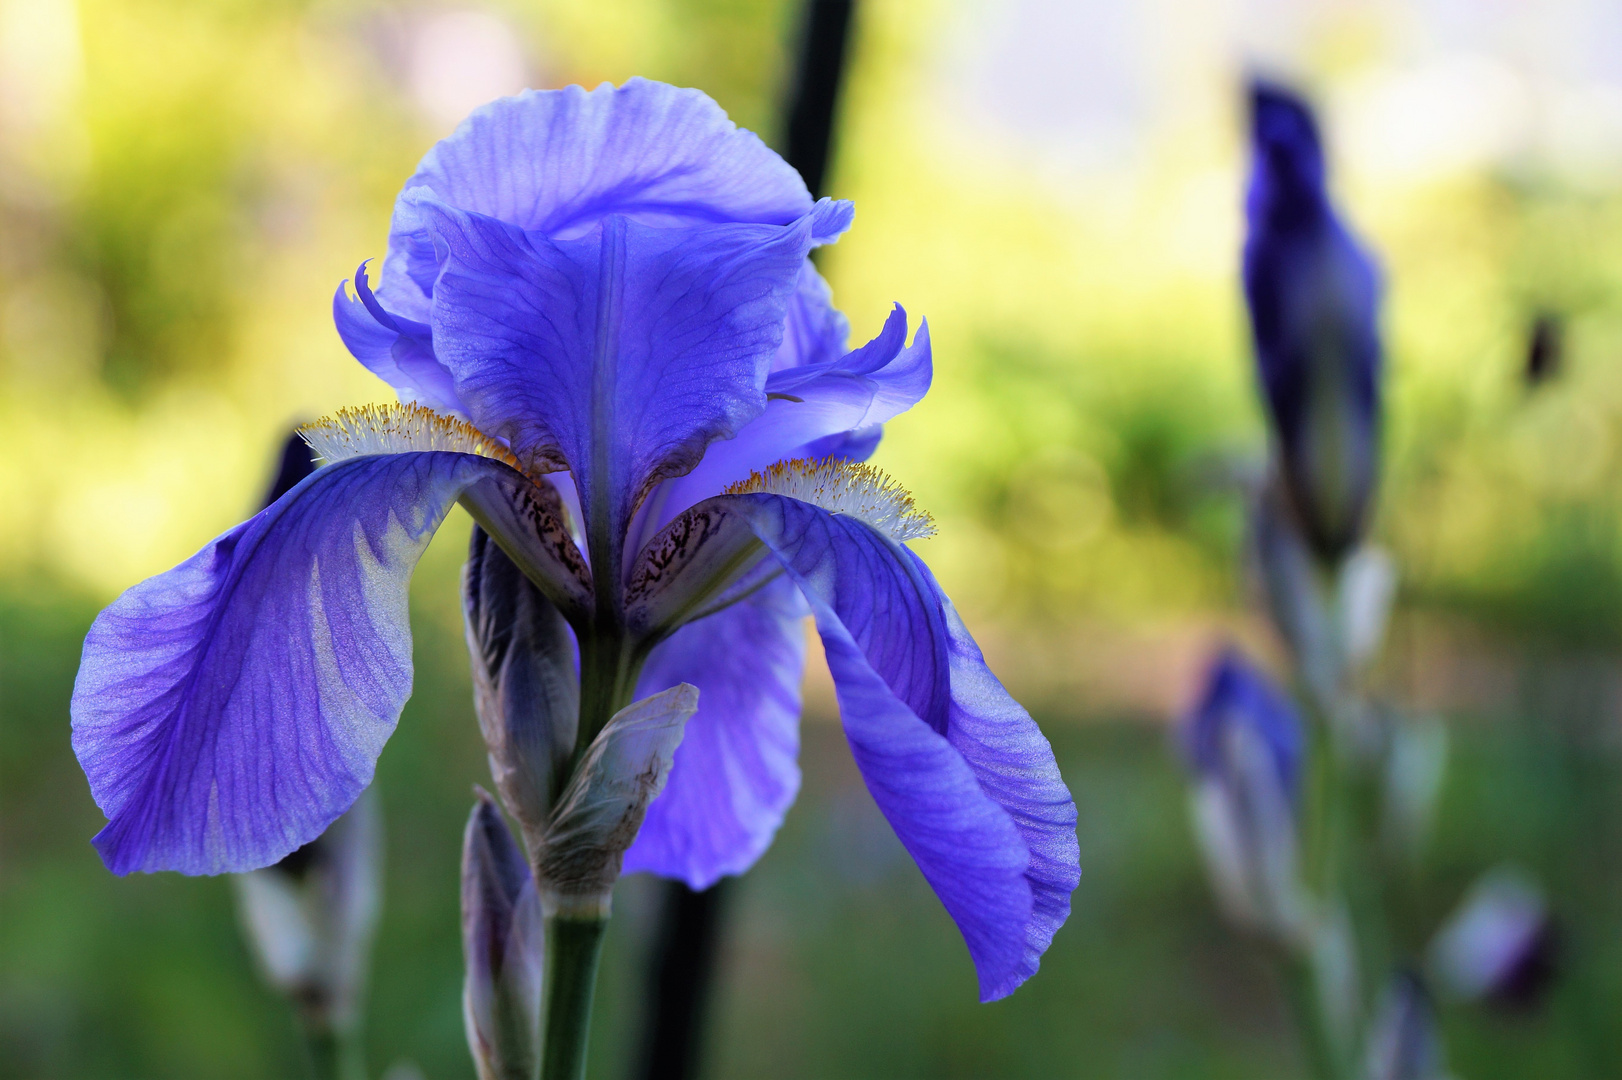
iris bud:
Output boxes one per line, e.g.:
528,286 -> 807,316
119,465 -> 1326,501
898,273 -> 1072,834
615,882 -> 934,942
1182,650 -> 1309,943
1244,79 -> 1382,565
233,790 -> 381,1038
264,428 -> 319,506
1428,867 -> 1556,1009
462,789 -> 544,1080
1363,972 -> 1447,1080
464,525 -> 581,854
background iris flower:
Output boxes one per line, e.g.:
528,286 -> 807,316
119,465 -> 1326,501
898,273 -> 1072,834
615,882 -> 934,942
69,78 -> 1078,1004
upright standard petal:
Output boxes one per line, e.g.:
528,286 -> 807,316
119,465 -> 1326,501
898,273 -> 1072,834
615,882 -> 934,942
623,576 -> 808,888
333,262 -> 467,417
650,308 -> 931,526
72,451 -> 530,875
419,197 -> 850,541
631,489 -> 1078,1000
771,260 -> 849,373
1244,80 -> 1382,562
383,78 -> 817,313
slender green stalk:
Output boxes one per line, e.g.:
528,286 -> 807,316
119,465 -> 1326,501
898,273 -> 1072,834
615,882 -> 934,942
1283,951 -> 1346,1080
298,1022 -> 367,1080
542,916 -> 610,1080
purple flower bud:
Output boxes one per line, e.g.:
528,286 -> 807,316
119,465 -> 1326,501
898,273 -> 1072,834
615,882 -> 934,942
1182,650 -> 1308,940
463,524 -> 580,854
1244,79 -> 1382,564
1364,971 -> 1447,1080
1429,867 -> 1557,1009
233,790 -> 380,1035
462,789 -> 543,1080
262,430 -> 319,508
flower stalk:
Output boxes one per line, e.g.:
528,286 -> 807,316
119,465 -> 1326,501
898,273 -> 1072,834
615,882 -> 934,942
541,916 -> 611,1080
1180,76 -> 1547,1080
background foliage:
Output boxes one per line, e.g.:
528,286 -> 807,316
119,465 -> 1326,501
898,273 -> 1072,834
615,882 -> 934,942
5,0 -> 1622,1075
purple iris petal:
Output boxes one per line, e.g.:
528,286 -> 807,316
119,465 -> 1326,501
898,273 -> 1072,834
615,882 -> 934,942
71,452 -> 522,875
1244,79 -> 1382,561
707,494 -> 1077,1001
922,569 -> 1083,989
772,261 -> 849,373
333,262 -> 467,417
417,195 -> 850,534
1183,649 -> 1304,799
622,576 -> 808,887
383,78 -> 820,313
651,308 -> 930,527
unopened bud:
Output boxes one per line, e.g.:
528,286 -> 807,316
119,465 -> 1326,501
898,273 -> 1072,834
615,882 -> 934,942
233,789 -> 380,1034
1428,867 -> 1556,1009
1364,972 -> 1447,1080
464,525 -> 580,853
462,789 -> 543,1080
263,429 -> 319,507
1182,649 -> 1308,944
1244,79 -> 1382,564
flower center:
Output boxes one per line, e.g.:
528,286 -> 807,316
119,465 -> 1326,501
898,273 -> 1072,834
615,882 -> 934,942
725,457 -> 937,542
299,403 -> 522,471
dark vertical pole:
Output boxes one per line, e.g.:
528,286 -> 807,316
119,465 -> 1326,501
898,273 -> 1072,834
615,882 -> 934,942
632,878 -> 733,1080
631,5 -> 858,1080
783,0 -> 856,200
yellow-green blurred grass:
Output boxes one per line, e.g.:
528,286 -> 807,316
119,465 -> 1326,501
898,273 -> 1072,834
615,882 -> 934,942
5,0 -> 1622,654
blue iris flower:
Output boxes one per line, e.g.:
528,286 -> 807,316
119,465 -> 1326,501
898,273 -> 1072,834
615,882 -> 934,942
69,79 -> 1078,1001
1244,79 -> 1382,564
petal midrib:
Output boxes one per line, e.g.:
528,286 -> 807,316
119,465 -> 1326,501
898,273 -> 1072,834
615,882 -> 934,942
586,215 -> 628,620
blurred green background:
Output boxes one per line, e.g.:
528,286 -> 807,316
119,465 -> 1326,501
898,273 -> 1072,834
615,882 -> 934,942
7,0 -> 1622,1076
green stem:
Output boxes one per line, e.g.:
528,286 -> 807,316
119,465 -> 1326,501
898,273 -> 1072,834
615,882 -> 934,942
1283,951 -> 1346,1080
298,1021 -> 367,1080
542,915 -> 609,1080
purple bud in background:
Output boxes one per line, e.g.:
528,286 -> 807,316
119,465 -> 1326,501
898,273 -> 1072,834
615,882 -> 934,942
262,429 -> 319,507
1428,867 -> 1557,1010
1364,971 -> 1447,1080
462,789 -> 543,1080
1182,649 -> 1308,942
233,790 -> 381,1038
1244,79 -> 1382,565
